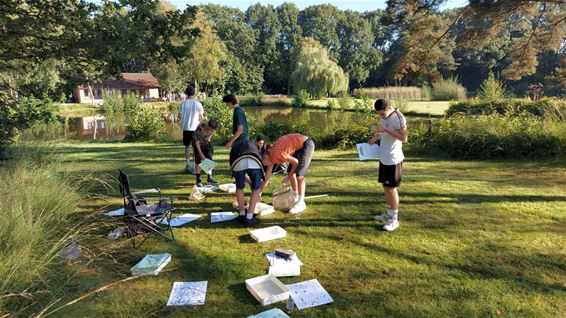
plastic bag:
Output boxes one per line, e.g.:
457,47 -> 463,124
272,185 -> 298,211
188,185 -> 205,201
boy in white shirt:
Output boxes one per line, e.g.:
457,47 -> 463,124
368,99 -> 408,231
178,85 -> 204,173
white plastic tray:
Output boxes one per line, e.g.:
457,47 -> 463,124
219,183 -> 237,193
245,274 -> 290,306
250,226 -> 286,243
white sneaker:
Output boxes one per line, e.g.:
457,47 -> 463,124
289,200 -> 306,214
374,213 -> 391,222
383,218 -> 399,231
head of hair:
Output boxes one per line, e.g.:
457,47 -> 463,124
222,94 -> 237,105
255,135 -> 265,142
374,98 -> 391,111
185,85 -> 196,97
207,119 -> 218,131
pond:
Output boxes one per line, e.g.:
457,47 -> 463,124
67,106 -> 430,140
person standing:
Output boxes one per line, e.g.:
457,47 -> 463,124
368,99 -> 408,232
222,94 -> 249,148
261,133 -> 315,214
178,85 -> 204,173
229,139 -> 264,227
193,119 -> 219,186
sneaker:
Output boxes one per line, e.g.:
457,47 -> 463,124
207,176 -> 219,184
289,200 -> 306,214
374,213 -> 391,222
383,218 -> 399,232
196,181 -> 203,187
245,216 -> 261,227
184,164 -> 192,173
237,215 -> 246,223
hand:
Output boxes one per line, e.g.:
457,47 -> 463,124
282,176 -> 289,184
225,140 -> 233,148
378,126 -> 387,133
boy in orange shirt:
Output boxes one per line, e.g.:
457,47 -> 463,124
261,133 -> 315,213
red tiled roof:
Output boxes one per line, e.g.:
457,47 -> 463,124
75,73 -> 160,90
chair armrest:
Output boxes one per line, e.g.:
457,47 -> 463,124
132,188 -> 161,196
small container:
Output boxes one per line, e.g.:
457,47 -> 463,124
245,274 -> 290,306
286,295 -> 294,314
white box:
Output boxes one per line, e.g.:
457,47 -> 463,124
255,202 -> 275,216
219,183 -> 236,193
250,226 -> 286,243
245,274 -> 290,306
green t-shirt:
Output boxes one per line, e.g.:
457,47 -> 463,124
233,106 -> 249,143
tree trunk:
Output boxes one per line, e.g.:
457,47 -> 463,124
87,82 -> 97,140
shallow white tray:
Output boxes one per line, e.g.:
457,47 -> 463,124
250,226 -> 286,243
245,274 -> 290,306
219,183 -> 236,193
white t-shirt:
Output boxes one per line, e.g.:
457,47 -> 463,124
179,99 -> 204,131
379,109 -> 406,165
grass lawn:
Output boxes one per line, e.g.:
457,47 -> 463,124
47,142 -> 566,317
308,99 -> 451,116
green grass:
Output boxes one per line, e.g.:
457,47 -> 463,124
308,99 -> 450,115
29,142 -> 566,317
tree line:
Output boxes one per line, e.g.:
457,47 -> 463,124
1,0 -> 565,102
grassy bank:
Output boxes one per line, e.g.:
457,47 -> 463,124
25,141 -> 566,317
307,99 -> 450,115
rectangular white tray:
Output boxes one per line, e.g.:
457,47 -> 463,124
250,226 -> 286,243
245,274 -> 290,306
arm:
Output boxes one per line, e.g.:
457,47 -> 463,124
225,125 -> 243,148
368,132 -> 382,145
260,164 -> 274,193
380,127 -> 408,143
283,156 -> 299,182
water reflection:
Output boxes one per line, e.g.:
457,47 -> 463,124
67,106 -> 428,140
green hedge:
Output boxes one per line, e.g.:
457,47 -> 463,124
447,98 -> 566,120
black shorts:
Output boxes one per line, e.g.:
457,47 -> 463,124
183,130 -> 194,147
288,138 -> 315,177
378,162 -> 403,188
193,143 -> 213,164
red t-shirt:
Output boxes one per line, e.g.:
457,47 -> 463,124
267,134 -> 305,164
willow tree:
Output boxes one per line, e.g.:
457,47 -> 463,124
187,10 -> 228,92
291,37 -> 348,98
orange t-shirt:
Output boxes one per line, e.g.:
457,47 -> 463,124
267,134 -> 305,164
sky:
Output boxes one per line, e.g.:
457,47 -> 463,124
168,0 -> 469,11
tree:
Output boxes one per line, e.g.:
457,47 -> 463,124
187,10 -> 228,92
336,11 -> 382,87
275,3 -> 302,94
298,4 -> 342,60
291,37 -> 348,98
150,59 -> 186,95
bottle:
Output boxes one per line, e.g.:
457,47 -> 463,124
286,295 -> 294,314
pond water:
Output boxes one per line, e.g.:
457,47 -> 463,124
67,106 -> 429,140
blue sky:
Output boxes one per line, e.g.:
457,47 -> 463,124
88,0 -> 470,12
170,0 -> 469,11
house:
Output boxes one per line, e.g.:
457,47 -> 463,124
73,72 -> 161,104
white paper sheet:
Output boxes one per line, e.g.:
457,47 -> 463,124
211,211 -> 239,223
197,185 -> 220,193
266,252 -> 303,277
247,308 -> 290,318
166,281 -> 208,306
286,279 -> 333,310
356,143 -> 381,161
160,213 -> 201,227
105,207 -> 124,216
199,159 -> 218,175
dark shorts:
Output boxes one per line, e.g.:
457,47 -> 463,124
193,143 -> 213,164
288,138 -> 315,177
234,169 -> 262,191
183,130 -> 194,147
378,162 -> 403,188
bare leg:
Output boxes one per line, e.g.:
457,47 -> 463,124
383,186 -> 399,210
289,173 -> 298,192
297,176 -> 306,197
236,188 -> 245,212
195,163 -> 201,174
184,145 -> 191,161
248,189 -> 261,215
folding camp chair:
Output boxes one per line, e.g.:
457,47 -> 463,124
118,169 -> 175,248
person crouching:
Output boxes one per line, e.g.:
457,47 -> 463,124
193,119 -> 219,186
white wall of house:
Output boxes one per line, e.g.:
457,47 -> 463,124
148,88 -> 159,98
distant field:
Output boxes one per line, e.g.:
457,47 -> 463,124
308,99 -> 451,116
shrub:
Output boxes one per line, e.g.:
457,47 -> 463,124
128,107 -> 166,141
411,114 -> 566,158
0,144 -> 87,314
326,99 -> 338,110
478,71 -> 506,100
353,86 -> 422,100
338,95 -> 352,109
393,99 -> 409,113
421,84 -> 432,101
239,93 -> 265,107
318,124 -> 373,150
431,77 -> 467,101
203,97 -> 232,137
446,97 -> 566,120
292,90 -> 310,108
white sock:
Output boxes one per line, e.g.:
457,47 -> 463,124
387,209 -> 398,220
246,212 -> 253,220
239,210 -> 245,216
186,159 -> 190,165
298,195 -> 304,202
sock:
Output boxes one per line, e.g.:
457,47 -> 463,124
246,212 -> 253,220
387,209 -> 398,220
298,195 -> 304,202
239,210 -> 245,216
